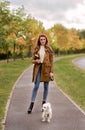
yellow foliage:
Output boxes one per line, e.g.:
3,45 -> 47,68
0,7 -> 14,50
16,37 -> 26,46
8,33 -> 16,39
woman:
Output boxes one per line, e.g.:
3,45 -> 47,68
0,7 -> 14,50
28,34 -> 54,114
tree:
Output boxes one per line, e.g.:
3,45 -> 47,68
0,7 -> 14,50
0,0 -> 11,62
16,37 -> 26,59
50,24 -> 69,55
22,16 -> 45,56
78,30 -> 85,39
68,28 -> 81,53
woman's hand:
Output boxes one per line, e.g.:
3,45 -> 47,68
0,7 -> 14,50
36,59 -> 41,64
50,72 -> 54,81
50,72 -> 53,77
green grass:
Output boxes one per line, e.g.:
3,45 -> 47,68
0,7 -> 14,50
0,59 -> 31,130
54,55 -> 85,111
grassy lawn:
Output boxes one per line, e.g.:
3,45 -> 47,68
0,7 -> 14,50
54,54 -> 85,111
0,58 -> 31,130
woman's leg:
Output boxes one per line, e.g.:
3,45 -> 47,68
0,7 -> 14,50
28,66 -> 41,114
42,82 -> 49,103
31,68 -> 41,101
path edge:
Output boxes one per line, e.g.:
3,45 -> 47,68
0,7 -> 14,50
2,65 -> 32,130
54,81 -> 85,116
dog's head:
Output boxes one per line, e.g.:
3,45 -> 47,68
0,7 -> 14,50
42,103 -> 51,112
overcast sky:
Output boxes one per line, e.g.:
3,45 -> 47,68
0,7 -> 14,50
8,0 -> 85,29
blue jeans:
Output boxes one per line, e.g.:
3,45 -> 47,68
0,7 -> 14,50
31,65 -> 49,102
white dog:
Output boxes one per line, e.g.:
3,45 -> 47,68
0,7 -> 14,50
42,102 -> 52,122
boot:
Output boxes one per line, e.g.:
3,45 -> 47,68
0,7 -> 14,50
42,101 -> 46,112
27,102 -> 34,114
42,100 -> 46,106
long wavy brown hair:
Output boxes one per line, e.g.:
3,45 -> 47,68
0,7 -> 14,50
33,34 -> 49,53
37,34 -> 48,46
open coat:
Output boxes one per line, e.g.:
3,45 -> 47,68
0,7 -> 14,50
32,45 -> 54,83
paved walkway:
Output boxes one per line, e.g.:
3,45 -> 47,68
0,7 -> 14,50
3,65 -> 85,130
73,57 -> 85,70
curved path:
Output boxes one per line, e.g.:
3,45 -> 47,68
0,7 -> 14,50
73,57 -> 85,70
3,65 -> 85,130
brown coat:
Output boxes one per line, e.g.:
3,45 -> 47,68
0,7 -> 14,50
32,45 -> 54,83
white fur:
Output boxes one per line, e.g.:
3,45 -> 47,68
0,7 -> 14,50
42,102 -> 52,123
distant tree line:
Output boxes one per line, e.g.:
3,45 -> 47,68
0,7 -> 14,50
49,24 -> 85,55
0,1 -> 85,62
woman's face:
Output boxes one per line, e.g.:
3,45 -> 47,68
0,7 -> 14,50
40,36 -> 46,46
